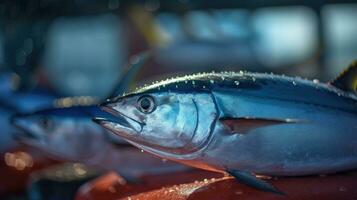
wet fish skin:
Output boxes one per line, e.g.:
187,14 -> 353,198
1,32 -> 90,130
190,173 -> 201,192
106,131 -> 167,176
96,71 -> 357,177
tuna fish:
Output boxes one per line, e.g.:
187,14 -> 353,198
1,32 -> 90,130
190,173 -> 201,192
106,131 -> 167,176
94,62 -> 357,194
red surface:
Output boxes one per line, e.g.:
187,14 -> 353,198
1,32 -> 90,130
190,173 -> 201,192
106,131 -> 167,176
0,146 -> 59,197
77,170 -> 357,200
75,170 -> 220,200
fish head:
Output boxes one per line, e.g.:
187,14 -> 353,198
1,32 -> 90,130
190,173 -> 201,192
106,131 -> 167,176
11,112 -> 53,146
95,90 -> 217,157
11,106 -> 108,160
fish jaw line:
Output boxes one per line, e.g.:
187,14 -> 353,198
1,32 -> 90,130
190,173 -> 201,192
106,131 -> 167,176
99,103 -> 143,132
93,117 -> 140,140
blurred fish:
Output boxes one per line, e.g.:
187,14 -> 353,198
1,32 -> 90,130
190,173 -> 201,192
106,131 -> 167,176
11,51 -> 187,180
0,97 -> 18,152
11,105 -> 187,180
0,72 -> 56,152
94,62 -> 357,194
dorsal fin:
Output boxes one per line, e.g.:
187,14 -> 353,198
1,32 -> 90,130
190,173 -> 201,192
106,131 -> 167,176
329,61 -> 357,94
108,51 -> 152,98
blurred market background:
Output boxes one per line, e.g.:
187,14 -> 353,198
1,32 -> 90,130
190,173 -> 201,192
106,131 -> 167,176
1,0 -> 357,199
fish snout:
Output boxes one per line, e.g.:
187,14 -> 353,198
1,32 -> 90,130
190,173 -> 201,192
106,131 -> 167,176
99,97 -> 125,117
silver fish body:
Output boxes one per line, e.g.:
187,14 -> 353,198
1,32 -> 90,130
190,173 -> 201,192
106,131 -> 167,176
96,72 -> 357,177
11,106 -> 187,179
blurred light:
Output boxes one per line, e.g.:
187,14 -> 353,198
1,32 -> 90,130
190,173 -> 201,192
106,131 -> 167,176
43,14 -> 126,98
184,11 -> 220,41
4,151 -> 34,171
54,96 -> 99,108
10,72 -> 21,91
323,4 -> 357,78
252,6 -> 318,67
129,6 -> 171,47
212,9 -> 250,41
156,12 -> 186,43
73,163 -> 87,177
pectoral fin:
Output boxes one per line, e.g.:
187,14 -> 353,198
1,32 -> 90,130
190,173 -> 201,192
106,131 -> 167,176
329,61 -> 357,94
220,117 -> 298,134
227,169 -> 285,195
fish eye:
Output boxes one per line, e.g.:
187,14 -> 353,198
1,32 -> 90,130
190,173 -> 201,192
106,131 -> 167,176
39,117 -> 53,130
137,95 -> 156,113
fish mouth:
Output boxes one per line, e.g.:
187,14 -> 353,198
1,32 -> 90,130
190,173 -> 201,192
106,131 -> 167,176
93,102 -> 143,139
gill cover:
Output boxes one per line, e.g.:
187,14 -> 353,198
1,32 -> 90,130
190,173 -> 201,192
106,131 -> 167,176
99,93 -> 217,157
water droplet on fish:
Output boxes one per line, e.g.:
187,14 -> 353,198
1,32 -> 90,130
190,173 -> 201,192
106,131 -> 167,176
252,77 -> 256,82
292,81 -> 297,86
185,80 -> 188,84
210,80 -> 215,84
192,80 -> 195,85
202,85 -> 206,89
221,76 -> 225,81
175,85 -> 178,88
313,79 -> 320,84
140,150 -> 144,153
234,81 -> 240,86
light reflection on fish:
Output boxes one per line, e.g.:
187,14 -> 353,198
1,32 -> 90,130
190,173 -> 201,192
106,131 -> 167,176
94,62 -> 357,194
11,105 -> 188,180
